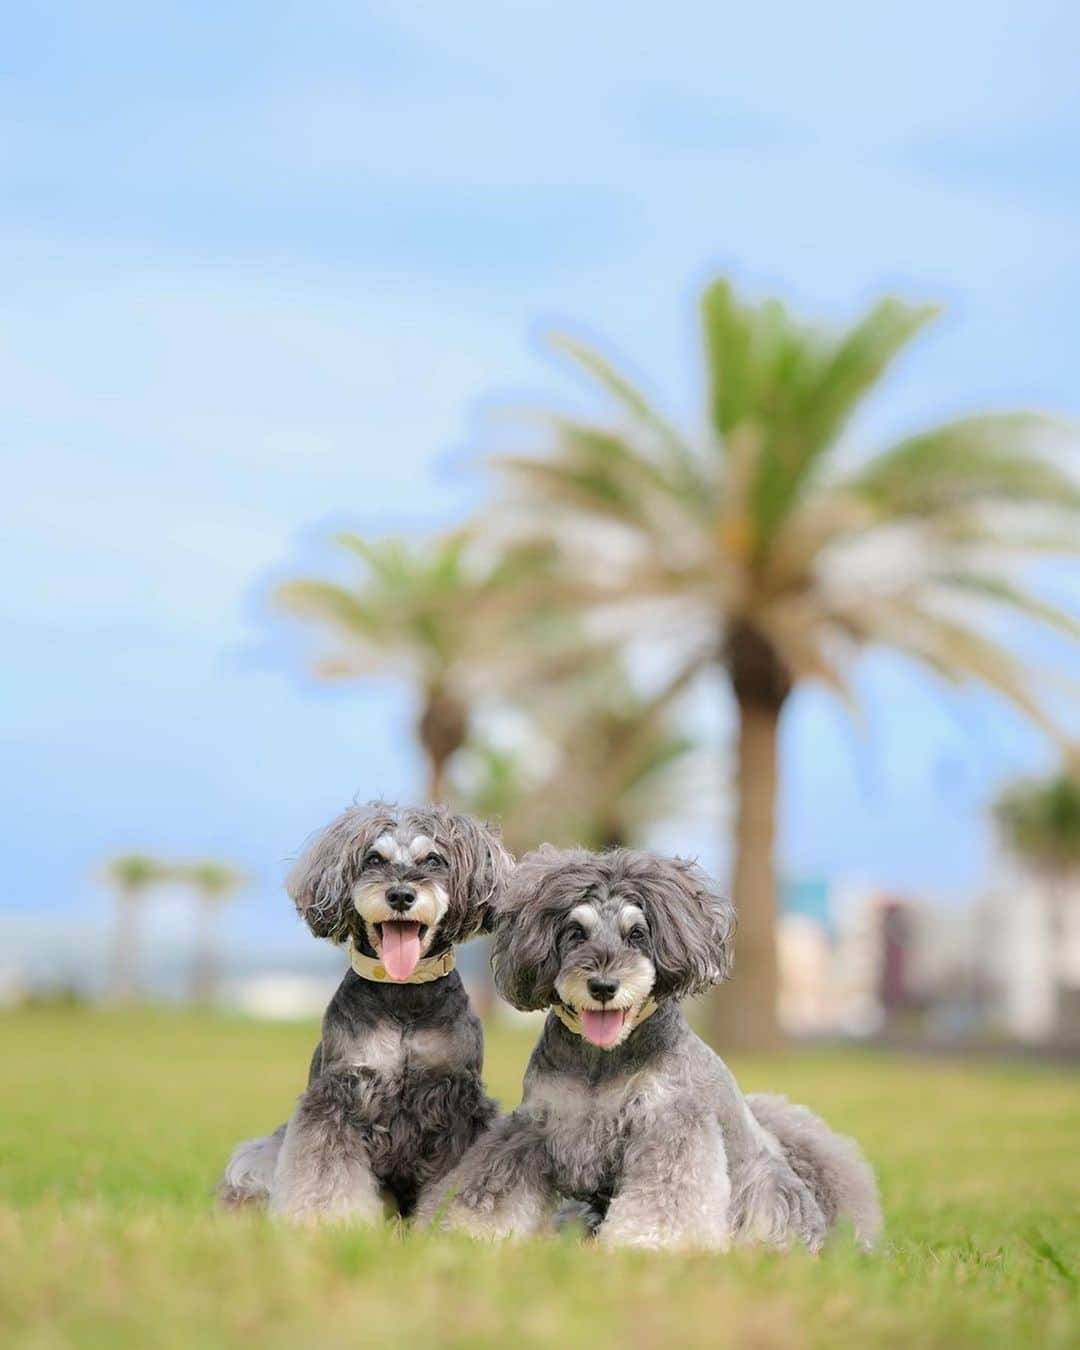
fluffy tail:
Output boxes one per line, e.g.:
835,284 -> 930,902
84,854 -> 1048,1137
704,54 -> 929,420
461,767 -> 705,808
216,1123 -> 286,1211
746,1094 -> 882,1250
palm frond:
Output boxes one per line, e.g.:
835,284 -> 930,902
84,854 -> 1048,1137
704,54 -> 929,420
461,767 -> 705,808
760,612 -> 861,717
929,569 -> 1080,642
802,298 -> 939,454
700,278 -> 762,441
546,332 -> 696,470
749,298 -> 937,551
181,862 -> 246,900
845,415 -> 1080,518
334,533 -> 411,583
702,283 -> 939,557
274,579 -> 385,638
496,414 -> 710,540
831,597 -> 1063,740
104,855 -> 167,891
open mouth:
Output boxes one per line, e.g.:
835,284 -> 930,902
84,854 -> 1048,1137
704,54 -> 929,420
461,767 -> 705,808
580,1008 -> 627,1048
373,921 -> 428,981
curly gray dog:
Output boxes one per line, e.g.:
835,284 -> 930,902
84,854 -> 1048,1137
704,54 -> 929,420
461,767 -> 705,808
218,802 -> 511,1223
417,846 -> 881,1251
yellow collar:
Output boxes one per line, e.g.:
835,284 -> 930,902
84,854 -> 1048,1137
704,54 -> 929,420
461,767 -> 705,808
347,937 -> 456,985
552,998 -> 659,1040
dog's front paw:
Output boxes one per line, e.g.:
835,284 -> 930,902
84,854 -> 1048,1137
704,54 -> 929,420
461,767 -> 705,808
732,1155 -> 827,1252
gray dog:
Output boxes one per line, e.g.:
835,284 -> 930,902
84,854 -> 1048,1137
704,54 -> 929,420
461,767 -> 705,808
218,802 -> 511,1223
418,846 -> 881,1251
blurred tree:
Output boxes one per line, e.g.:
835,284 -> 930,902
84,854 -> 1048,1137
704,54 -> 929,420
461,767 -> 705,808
455,656 -> 701,855
103,854 -> 166,1003
182,861 -> 247,1004
995,763 -> 1080,877
275,529 -> 588,801
454,741 -> 533,855
995,762 -> 1080,1033
548,688 -> 695,852
494,277 -> 1079,1050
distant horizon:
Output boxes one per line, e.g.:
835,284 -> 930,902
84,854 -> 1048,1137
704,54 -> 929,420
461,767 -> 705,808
0,867 -> 1006,1000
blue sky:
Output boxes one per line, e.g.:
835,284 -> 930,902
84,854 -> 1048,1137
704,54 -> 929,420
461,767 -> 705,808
3,2 -> 1078,970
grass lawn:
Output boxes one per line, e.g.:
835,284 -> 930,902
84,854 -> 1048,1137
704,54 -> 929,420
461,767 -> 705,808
0,1007 -> 1076,1348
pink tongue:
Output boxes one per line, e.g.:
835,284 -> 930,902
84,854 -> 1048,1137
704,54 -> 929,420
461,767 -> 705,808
380,922 -> 422,981
580,1008 -> 626,1048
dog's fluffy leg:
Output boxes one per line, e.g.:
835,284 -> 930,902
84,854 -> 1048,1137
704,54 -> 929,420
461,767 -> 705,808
217,1123 -> 286,1210
268,1075 -> 383,1225
599,1114 -> 732,1251
414,1110 -> 558,1240
728,1147 -> 828,1252
746,1093 -> 882,1250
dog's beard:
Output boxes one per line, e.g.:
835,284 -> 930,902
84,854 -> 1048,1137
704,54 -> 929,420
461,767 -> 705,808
352,881 -> 449,981
555,953 -> 656,1049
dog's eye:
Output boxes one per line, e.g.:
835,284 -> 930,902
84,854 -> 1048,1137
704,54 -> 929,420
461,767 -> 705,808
362,850 -> 386,869
627,925 -> 649,948
423,852 -> 445,868
564,922 -> 586,944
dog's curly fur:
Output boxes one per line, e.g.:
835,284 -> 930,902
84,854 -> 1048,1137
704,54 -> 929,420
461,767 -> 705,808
217,802 -> 511,1224
417,846 -> 881,1251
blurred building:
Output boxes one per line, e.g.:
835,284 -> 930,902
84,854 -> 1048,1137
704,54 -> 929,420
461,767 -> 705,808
778,881 -> 989,1043
775,867 -> 1080,1051
777,878 -> 836,1035
979,866 -> 1080,1047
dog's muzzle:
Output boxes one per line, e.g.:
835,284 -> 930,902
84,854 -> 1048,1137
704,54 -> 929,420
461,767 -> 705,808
353,880 -> 449,981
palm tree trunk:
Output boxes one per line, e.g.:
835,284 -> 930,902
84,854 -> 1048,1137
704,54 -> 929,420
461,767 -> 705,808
418,685 -> 468,805
107,888 -> 140,1003
191,897 -> 219,1004
711,619 -> 791,1052
427,755 -> 449,804
709,695 -> 784,1051
598,824 -> 628,851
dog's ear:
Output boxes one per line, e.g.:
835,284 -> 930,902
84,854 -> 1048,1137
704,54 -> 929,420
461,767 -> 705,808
631,853 -> 735,1000
436,810 -> 514,944
285,803 -> 396,941
491,845 -> 581,1011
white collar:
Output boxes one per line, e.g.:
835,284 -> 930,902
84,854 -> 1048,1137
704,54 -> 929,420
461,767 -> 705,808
347,937 -> 456,985
552,997 -> 659,1039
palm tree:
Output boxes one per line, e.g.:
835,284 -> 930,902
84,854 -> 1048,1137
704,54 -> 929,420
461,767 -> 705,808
493,277 -> 1079,1049
531,659 -> 701,852
183,861 -> 246,1004
103,854 -> 165,1003
995,764 -> 1080,877
275,529 -> 583,800
456,657 -> 700,855
452,740 -> 534,855
995,763 -> 1080,1032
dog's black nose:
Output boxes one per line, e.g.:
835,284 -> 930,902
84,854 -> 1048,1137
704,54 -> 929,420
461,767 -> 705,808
386,886 -> 416,913
587,976 -> 619,1003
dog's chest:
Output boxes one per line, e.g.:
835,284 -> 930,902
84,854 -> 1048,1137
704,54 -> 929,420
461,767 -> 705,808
531,1070 -> 667,1199
347,1020 -> 459,1078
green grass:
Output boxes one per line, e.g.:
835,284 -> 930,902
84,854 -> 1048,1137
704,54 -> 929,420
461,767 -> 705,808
0,1008 -> 1076,1348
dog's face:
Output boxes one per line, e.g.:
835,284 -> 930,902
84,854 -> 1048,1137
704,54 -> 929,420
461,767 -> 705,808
286,803 -> 512,981
551,893 -> 659,1048
349,825 -> 455,979
492,847 -> 735,1049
